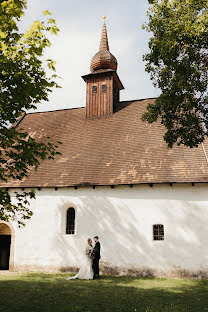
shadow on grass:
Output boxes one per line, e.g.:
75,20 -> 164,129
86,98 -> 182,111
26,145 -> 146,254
0,274 -> 208,312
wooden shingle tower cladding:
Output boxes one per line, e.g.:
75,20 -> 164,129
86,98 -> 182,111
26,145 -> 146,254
82,19 -> 124,118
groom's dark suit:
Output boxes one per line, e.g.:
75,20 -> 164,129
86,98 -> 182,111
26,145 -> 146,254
92,241 -> 101,279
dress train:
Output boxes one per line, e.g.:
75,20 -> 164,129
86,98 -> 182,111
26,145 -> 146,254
66,245 -> 93,280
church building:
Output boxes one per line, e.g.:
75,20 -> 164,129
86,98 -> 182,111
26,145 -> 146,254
1,21 -> 208,278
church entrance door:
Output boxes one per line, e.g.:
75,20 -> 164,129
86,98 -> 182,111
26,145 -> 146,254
0,223 -> 12,270
0,235 -> 11,270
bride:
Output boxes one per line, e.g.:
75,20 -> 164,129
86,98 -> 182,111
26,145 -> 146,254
66,238 -> 94,280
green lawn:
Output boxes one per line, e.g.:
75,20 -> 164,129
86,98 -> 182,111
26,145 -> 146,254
0,273 -> 208,312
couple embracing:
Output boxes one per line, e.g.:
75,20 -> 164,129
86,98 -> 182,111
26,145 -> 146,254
66,236 -> 101,280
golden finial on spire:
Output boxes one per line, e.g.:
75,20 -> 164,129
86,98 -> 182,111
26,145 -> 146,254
103,15 -> 106,23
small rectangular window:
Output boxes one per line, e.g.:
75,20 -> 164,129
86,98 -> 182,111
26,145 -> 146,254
92,86 -> 97,93
102,84 -> 107,92
153,224 -> 164,240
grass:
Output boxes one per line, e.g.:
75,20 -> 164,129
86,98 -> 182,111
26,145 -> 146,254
0,273 -> 208,312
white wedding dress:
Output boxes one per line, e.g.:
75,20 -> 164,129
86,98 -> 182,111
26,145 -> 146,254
66,245 -> 94,280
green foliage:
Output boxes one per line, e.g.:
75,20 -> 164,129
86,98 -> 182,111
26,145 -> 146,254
0,0 -> 61,226
143,0 -> 208,147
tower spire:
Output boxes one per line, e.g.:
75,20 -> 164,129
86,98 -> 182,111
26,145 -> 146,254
90,17 -> 117,72
82,18 -> 124,119
99,16 -> 109,51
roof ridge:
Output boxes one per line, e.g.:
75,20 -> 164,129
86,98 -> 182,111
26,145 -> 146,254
119,97 -> 157,104
26,106 -> 86,115
24,98 -> 157,116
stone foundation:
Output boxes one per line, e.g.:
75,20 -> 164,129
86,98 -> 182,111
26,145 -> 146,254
12,262 -> 208,279
100,263 -> 208,279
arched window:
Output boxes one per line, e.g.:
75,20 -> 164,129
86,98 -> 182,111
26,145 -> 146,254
66,208 -> 75,235
153,224 -> 164,241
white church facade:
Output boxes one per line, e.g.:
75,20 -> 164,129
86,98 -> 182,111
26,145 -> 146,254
1,22 -> 208,278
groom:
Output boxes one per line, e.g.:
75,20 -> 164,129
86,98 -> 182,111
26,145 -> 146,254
92,236 -> 101,279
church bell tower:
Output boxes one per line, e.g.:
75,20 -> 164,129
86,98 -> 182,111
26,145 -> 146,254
82,17 -> 124,118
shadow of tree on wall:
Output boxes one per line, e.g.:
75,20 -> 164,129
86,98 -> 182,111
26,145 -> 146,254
158,200 -> 208,277
50,185 -> 208,277
54,193 -> 153,273
0,274 -> 207,312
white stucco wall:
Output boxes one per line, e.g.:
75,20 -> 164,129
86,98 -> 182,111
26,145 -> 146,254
8,183 -> 208,276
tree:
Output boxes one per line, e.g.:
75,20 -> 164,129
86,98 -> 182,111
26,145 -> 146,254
0,0 -> 61,226
142,0 -> 208,148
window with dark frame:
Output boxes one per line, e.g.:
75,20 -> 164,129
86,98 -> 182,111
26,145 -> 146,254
102,84 -> 107,92
153,224 -> 164,240
66,207 -> 75,234
92,85 -> 97,93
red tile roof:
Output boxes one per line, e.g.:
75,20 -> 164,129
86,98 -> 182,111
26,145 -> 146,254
2,98 -> 208,188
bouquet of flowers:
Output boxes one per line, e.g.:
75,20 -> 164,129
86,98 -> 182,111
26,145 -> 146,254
86,248 -> 93,258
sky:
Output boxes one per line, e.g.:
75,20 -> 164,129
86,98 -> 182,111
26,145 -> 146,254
21,0 -> 159,112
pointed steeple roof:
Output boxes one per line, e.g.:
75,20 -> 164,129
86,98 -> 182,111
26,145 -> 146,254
90,18 -> 117,73
99,21 -> 109,51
